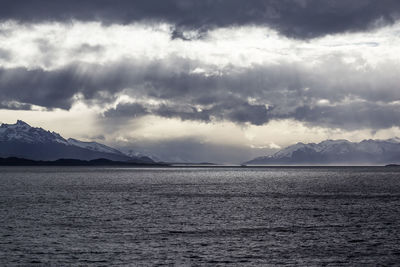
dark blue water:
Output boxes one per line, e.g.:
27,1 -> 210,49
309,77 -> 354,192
1,167 -> 400,265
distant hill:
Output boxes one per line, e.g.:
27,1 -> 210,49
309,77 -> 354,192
244,139 -> 400,165
0,120 -> 154,163
386,164 -> 400,167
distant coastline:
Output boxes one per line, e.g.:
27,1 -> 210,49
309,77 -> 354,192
0,157 -> 168,167
386,164 -> 400,167
0,157 -> 398,168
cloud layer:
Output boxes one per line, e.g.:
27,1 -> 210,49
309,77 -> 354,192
1,0 -> 400,39
1,2 -> 400,162
1,53 -> 400,129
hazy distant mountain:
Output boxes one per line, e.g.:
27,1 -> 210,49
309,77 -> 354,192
244,139 -> 400,165
0,120 -> 154,163
124,150 -> 162,163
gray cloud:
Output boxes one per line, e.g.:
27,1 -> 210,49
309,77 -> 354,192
107,101 -> 271,125
71,44 -> 105,55
0,66 -> 78,109
114,137 -> 275,164
1,0 -> 400,39
1,55 -> 400,130
0,101 -> 32,110
293,103 -> 400,130
81,134 -> 106,141
0,49 -> 11,61
104,103 -> 149,118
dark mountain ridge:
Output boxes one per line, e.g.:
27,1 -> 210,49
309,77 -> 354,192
0,120 -> 153,163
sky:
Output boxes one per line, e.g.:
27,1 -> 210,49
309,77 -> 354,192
1,0 -> 400,163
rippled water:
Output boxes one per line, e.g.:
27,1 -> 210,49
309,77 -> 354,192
1,167 -> 400,265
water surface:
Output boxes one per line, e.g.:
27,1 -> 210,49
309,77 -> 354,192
1,167 -> 400,265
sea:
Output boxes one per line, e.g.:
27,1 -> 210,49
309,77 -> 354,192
1,166 -> 400,266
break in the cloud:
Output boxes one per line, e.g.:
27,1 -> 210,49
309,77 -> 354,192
1,1 -> 400,163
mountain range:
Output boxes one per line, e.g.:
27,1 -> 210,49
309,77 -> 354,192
2,120 -> 400,165
244,139 -> 400,165
0,120 -> 154,163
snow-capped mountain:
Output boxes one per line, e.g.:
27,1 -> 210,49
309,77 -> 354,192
0,120 -> 154,162
0,120 -> 69,145
67,138 -> 124,155
244,138 -> 400,165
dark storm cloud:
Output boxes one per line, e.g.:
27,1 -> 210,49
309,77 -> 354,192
0,66 -> 88,109
209,101 -> 270,126
153,104 -> 211,122
1,0 -> 400,38
1,56 -> 400,129
292,103 -> 400,130
107,100 -> 270,125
